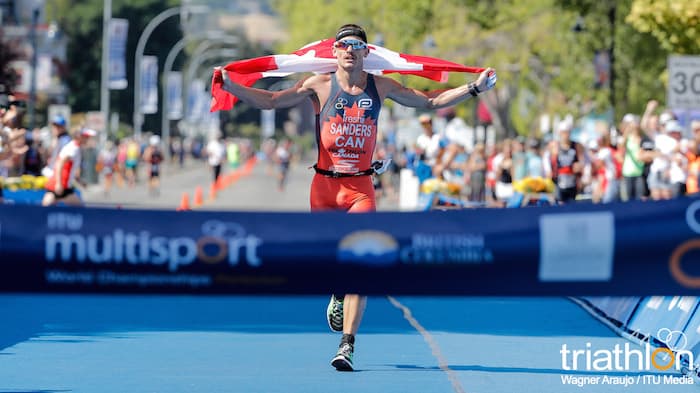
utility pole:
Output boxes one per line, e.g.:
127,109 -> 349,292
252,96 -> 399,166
28,7 -> 39,129
100,0 -> 112,137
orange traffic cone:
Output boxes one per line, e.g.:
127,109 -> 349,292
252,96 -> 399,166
176,192 -> 190,211
193,186 -> 204,207
208,182 -> 217,201
216,175 -> 226,191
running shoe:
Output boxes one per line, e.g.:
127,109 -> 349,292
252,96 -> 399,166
326,294 -> 344,332
331,342 -> 354,371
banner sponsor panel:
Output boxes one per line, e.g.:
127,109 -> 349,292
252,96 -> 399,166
108,18 -> 129,90
140,56 -> 158,114
166,71 -> 182,120
1,197 -> 700,295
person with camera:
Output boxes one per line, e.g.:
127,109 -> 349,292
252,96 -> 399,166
0,91 -> 29,202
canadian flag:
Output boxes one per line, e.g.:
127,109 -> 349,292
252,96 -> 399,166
210,38 -> 484,112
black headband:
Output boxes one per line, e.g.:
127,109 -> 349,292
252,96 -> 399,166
335,27 -> 367,43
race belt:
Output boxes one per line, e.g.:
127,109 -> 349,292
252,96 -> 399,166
312,164 -> 375,178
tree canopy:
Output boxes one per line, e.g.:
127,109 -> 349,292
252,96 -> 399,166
626,0 -> 700,55
271,0 -> 692,136
38,0 -> 696,136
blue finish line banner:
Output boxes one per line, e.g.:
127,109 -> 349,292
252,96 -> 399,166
1,197 -> 700,295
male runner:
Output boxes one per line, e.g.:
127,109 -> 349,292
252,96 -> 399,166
143,135 -> 164,196
214,23 -> 496,371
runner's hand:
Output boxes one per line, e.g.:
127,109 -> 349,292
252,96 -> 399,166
372,159 -> 392,175
475,67 -> 497,92
645,100 -> 658,112
213,67 -> 224,87
215,67 -> 237,91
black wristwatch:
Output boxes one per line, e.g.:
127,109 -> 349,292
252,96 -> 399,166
468,83 -> 480,97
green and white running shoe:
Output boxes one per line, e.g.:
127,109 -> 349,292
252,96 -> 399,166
331,342 -> 354,371
326,294 -> 344,332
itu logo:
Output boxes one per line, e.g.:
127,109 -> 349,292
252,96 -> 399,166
337,230 -> 399,266
44,214 -> 263,272
335,97 -> 349,110
196,220 -> 261,266
559,329 -> 695,372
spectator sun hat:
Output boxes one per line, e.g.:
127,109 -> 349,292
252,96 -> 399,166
52,115 -> 66,127
665,120 -> 684,135
80,128 -> 97,137
659,112 -> 674,126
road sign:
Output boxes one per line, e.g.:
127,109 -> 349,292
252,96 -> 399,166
668,55 -> 700,109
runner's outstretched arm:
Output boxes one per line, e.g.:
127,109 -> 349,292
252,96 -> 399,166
214,67 -> 316,110
385,67 -> 497,109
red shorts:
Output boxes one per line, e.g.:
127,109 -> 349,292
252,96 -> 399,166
310,173 -> 376,213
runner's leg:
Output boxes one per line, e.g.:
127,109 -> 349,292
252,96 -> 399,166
342,294 -> 367,336
332,182 -> 375,370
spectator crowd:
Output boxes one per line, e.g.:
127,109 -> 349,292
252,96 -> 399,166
370,99 -> 700,208
0,88 -> 254,204
2,84 -> 698,210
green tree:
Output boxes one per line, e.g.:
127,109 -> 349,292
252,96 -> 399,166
272,0 -> 603,137
275,0 -> 700,134
440,0 -> 604,136
557,0 -> 694,117
626,0 -> 700,55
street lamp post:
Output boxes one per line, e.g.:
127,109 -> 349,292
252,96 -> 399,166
184,46 -> 238,97
160,37 -> 189,158
132,5 -> 208,139
28,7 -> 39,129
100,0 -> 111,138
189,50 -> 239,78
133,7 -> 179,140
178,36 -> 237,136
182,36 -> 238,101
161,33 -> 236,156
185,51 -> 238,137
183,48 -> 239,139
608,4 -> 616,121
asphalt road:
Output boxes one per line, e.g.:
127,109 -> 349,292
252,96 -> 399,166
82,157 -> 310,211
82,156 -> 399,212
